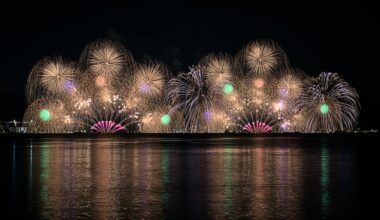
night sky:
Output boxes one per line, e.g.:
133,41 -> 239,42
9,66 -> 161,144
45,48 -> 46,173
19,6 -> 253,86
0,1 -> 378,129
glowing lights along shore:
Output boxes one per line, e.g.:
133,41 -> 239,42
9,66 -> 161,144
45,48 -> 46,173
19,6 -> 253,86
23,39 -> 360,133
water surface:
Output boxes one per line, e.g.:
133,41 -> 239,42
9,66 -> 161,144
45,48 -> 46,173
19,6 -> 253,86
1,135 -> 375,219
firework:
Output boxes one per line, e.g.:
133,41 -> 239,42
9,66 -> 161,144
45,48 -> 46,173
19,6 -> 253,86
236,107 -> 280,133
80,39 -> 134,78
200,54 -> 233,88
265,69 -> 309,132
203,108 -> 234,133
279,113 -> 306,133
84,94 -> 139,133
250,76 -> 275,105
124,93 -> 148,112
62,71 -> 97,125
234,82 -> 283,134
296,72 -> 360,132
274,69 -> 306,101
139,107 -> 184,133
40,58 -> 76,94
23,38 -> 360,133
166,67 -> 229,132
242,40 -> 287,76
26,57 -> 76,103
91,121 -> 125,133
23,98 -> 75,133
232,74 -> 275,117
133,62 -> 169,99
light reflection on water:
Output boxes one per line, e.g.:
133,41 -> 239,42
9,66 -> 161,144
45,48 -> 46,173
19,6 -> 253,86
321,146 -> 330,219
6,137 -> 358,219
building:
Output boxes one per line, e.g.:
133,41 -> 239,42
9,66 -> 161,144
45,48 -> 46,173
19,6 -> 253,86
2,120 -> 27,133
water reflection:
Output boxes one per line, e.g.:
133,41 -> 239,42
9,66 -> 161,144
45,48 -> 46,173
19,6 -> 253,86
12,144 -> 16,210
28,144 -> 33,215
161,147 -> 169,209
39,144 -> 49,217
7,137 -> 357,219
224,145 -> 233,217
321,142 -> 330,219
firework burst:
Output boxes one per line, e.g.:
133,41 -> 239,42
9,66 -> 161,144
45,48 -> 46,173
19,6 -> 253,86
275,69 -> 306,101
242,40 -> 287,76
265,69 -> 309,132
200,54 -> 233,88
134,61 -> 169,98
23,98 -> 75,133
40,58 -> 76,94
26,57 -> 76,103
296,72 -> 360,132
85,94 -> 139,133
166,67 -> 230,132
236,107 -> 280,133
80,39 -> 134,78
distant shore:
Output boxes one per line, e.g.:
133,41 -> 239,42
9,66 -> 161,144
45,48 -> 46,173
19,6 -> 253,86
0,132 -> 378,139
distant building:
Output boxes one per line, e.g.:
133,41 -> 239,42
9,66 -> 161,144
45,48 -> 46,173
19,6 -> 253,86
0,121 -> 5,133
2,120 -> 27,133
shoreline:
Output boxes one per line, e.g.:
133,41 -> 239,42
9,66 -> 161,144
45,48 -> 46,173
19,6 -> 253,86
0,132 -> 378,139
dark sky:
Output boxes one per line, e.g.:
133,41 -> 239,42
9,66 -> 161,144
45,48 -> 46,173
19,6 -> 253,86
0,1 -> 378,129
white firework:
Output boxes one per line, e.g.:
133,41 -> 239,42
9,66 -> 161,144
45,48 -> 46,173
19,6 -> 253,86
244,40 -> 285,76
26,57 -> 76,103
296,72 -> 360,132
134,62 -> 168,98
201,54 -> 233,87
275,70 -> 305,101
40,57 -> 76,93
165,67 -> 227,132
81,39 -> 134,77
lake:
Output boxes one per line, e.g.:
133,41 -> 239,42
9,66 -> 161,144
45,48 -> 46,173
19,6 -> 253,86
0,134 -> 377,219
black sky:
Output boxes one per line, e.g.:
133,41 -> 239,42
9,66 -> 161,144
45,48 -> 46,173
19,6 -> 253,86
0,0 -> 378,129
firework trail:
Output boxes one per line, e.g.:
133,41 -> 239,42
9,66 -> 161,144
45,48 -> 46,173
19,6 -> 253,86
166,67 -> 232,132
296,72 -> 360,132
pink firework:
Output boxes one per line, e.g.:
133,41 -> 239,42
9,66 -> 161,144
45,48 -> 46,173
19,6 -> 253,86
243,121 -> 273,133
91,121 -> 125,133
236,109 -> 279,133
